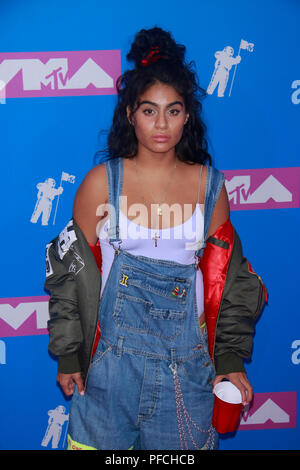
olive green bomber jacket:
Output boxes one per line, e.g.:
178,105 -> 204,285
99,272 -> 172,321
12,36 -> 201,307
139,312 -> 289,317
45,217 -> 267,386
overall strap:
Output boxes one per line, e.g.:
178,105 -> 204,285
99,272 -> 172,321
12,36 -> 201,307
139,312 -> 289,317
196,164 -> 203,204
195,165 -> 225,258
105,157 -> 124,242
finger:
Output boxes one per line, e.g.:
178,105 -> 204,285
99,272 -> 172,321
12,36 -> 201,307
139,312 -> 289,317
227,374 -> 248,404
236,373 -> 253,403
74,373 -> 85,396
212,375 -> 226,388
63,377 -> 74,396
58,374 -> 74,396
240,375 -> 253,403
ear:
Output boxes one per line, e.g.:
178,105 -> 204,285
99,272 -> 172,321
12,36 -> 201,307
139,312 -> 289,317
184,113 -> 189,125
126,106 -> 134,126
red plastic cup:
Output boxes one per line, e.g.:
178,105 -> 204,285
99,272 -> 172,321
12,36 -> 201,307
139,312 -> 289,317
212,381 -> 243,433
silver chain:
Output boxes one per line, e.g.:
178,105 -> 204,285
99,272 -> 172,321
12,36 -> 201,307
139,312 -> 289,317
170,362 -> 215,450
133,158 -> 177,246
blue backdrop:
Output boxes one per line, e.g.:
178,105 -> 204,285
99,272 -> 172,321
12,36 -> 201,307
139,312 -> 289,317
0,0 -> 299,451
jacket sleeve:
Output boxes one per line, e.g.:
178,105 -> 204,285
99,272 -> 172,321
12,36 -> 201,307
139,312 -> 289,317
45,230 -> 82,374
200,218 -> 268,375
214,229 -> 268,375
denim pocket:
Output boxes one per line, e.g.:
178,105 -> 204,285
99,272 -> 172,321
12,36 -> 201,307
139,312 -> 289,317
119,264 -> 190,303
113,292 -> 186,340
90,342 -> 113,369
148,307 -> 186,340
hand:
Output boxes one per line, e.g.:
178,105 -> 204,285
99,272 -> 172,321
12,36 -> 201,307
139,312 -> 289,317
57,372 -> 85,397
213,372 -> 253,406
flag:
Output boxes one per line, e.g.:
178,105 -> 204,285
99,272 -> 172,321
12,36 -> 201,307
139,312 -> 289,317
240,39 -> 254,52
61,171 -> 75,183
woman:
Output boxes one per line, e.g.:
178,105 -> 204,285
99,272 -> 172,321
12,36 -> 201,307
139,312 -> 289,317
45,27 -> 266,450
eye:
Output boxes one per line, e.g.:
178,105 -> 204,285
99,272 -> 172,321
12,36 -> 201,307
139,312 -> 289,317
169,108 -> 181,116
142,108 -> 155,116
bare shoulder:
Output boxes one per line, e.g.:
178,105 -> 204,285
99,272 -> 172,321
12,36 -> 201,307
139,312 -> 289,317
207,179 -> 230,237
77,163 -> 107,194
73,163 -> 108,244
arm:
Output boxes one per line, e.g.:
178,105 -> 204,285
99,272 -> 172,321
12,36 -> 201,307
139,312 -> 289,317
205,183 -> 254,404
206,182 -> 229,237
47,164 -> 108,396
212,229 -> 267,404
73,163 -> 109,244
45,234 -> 84,396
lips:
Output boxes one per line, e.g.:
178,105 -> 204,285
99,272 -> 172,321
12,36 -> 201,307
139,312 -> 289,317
152,134 -> 170,142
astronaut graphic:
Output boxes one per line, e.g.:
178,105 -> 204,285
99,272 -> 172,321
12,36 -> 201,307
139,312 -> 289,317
207,46 -> 241,97
41,405 -> 69,449
30,178 -> 63,225
30,171 -> 75,226
207,40 -> 254,97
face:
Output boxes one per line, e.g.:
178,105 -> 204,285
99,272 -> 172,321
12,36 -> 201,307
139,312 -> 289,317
47,178 -> 55,187
128,82 -> 189,156
225,46 -> 234,56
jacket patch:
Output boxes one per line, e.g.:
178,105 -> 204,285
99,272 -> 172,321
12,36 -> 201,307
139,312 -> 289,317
68,249 -> 85,275
58,220 -> 77,260
45,243 -> 53,277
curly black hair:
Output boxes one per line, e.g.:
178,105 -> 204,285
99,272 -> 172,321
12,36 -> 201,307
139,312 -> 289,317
94,27 -> 212,165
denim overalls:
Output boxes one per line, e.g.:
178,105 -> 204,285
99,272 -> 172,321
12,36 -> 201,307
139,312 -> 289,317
68,158 -> 224,450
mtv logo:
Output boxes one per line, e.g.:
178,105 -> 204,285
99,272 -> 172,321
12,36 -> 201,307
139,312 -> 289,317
0,296 -> 50,337
0,50 -> 121,98
223,168 -> 300,210
238,392 -> 297,430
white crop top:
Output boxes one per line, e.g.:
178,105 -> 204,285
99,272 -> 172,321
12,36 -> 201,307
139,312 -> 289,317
98,202 -> 205,317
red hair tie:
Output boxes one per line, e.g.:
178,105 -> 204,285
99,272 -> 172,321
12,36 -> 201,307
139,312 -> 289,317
141,46 -> 166,66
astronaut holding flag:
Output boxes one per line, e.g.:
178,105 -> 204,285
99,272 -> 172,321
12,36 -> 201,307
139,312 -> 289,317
30,170 -> 75,226
41,405 -> 69,449
30,177 -> 64,226
207,39 -> 254,97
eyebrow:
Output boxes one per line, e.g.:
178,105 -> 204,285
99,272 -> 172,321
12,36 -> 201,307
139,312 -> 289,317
137,100 -> 184,108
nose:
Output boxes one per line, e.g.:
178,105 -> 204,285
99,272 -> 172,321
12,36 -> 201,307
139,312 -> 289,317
155,110 -> 168,129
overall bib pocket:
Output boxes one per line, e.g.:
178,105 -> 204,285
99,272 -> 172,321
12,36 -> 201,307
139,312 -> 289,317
113,264 -> 190,341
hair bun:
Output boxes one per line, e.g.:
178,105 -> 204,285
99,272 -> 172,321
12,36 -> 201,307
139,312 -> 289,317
127,27 -> 186,68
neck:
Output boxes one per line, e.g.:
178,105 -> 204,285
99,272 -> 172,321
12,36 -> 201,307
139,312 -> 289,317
134,147 -> 178,170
